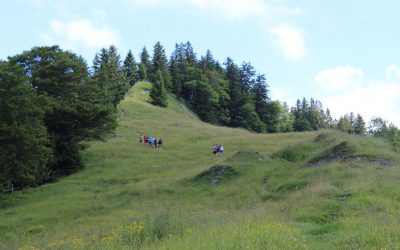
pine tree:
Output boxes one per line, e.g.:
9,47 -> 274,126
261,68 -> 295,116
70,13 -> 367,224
123,50 -> 139,86
184,41 -> 196,65
199,49 -> 216,70
0,62 -> 53,189
265,101 -> 282,133
279,102 -> 295,132
151,42 -> 171,89
325,108 -> 334,128
150,70 -> 168,107
138,62 -> 148,80
93,46 -> 129,108
240,62 -> 256,93
225,57 -> 243,126
252,74 -> 269,123
337,115 -> 352,133
8,46 -> 116,177
353,114 -> 366,135
139,47 -> 151,80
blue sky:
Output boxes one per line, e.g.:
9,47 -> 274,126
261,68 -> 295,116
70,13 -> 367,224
2,0 -> 400,126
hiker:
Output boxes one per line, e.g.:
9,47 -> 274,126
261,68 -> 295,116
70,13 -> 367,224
212,144 -> 217,156
218,144 -> 224,157
144,135 -> 149,145
153,138 -> 157,148
148,136 -> 154,146
158,138 -> 163,148
139,134 -> 143,143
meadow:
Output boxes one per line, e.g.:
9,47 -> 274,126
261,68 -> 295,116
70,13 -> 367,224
1,82 -> 400,249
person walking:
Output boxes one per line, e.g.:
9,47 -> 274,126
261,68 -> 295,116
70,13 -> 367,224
212,144 -> 217,156
219,144 -> 224,157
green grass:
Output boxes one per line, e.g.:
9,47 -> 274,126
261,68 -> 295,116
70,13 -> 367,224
1,81 -> 400,249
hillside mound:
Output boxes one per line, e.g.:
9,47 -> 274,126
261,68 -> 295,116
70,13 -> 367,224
307,141 -> 357,166
314,132 -> 339,145
272,144 -> 315,162
229,151 -> 263,162
307,141 -> 395,167
192,165 -> 238,185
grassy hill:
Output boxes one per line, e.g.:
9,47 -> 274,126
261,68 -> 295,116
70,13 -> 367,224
1,81 -> 400,249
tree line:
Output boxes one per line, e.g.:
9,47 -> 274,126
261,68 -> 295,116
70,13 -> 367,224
1,42 -> 399,190
0,45 -> 129,190
139,41 -> 400,148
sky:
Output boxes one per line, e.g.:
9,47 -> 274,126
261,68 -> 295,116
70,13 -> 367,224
2,0 -> 400,126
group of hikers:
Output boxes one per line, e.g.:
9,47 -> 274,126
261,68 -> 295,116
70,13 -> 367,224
212,144 -> 224,157
139,135 -> 163,148
138,134 -> 224,157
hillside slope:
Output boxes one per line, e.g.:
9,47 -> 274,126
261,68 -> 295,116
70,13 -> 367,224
1,82 -> 400,249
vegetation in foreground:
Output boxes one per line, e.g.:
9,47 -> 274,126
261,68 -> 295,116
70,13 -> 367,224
1,82 -> 400,249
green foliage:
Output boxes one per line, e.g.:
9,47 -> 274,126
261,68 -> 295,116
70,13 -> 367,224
291,98 -> 329,132
93,46 -> 130,109
123,50 -> 139,86
353,114 -> 366,134
7,46 -> 117,178
151,42 -> 171,89
138,62 -> 148,80
265,100 -> 282,133
337,115 -> 353,133
150,70 -> 168,107
139,46 -> 151,80
0,62 -> 53,189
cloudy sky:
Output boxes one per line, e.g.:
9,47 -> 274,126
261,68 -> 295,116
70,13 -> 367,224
2,0 -> 400,126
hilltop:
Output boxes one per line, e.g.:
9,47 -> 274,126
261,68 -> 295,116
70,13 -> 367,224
1,82 -> 400,249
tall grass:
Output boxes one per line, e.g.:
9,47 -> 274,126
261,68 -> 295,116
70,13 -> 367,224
1,82 -> 400,249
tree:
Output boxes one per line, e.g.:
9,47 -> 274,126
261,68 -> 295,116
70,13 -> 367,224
279,102 -> 294,132
0,62 -> 53,189
123,50 -> 139,86
353,114 -> 366,135
138,62 -> 148,81
252,74 -> 269,124
368,117 -> 388,137
93,46 -> 129,108
150,70 -> 168,107
139,46 -> 151,80
199,49 -> 216,70
236,103 -> 266,132
151,42 -> 171,89
292,98 -> 311,131
225,57 -> 243,127
183,41 -> 196,65
8,46 -> 116,176
337,115 -> 353,133
325,108 -> 334,128
239,62 -> 256,93
368,117 -> 399,151
264,101 -> 282,133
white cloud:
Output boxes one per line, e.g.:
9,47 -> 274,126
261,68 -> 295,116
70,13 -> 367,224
29,0 -> 45,6
386,64 -> 400,80
314,65 -> 400,127
43,19 -> 120,50
188,0 -> 267,20
315,66 -> 363,92
269,25 -> 308,61
129,0 -> 268,19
